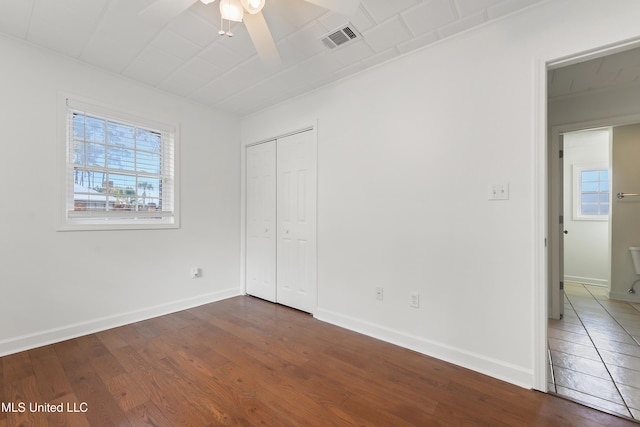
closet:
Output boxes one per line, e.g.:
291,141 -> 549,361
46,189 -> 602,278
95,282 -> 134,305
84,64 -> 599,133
245,129 -> 317,313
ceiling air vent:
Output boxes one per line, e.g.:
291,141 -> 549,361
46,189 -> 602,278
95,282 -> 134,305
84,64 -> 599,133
321,24 -> 360,50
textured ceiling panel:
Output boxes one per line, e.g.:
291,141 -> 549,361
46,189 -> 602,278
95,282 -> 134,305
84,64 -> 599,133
0,0 -> 551,115
80,1 -> 160,73
360,0 -> 418,24
28,0 -> 109,58
166,8 -> 219,47
362,17 -> 411,53
487,0 -> 541,19
0,0 -> 34,39
453,0 -> 503,16
151,30 -> 202,60
438,11 -> 486,38
548,47 -> 640,99
197,42 -> 248,70
402,0 -> 457,37
123,46 -> 185,86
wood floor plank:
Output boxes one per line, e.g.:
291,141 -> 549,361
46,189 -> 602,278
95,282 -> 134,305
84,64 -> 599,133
209,316 -> 311,366
0,357 -> 6,426
52,340 -> 89,372
124,401 -> 174,427
110,345 -> 213,426
111,324 -> 150,351
46,393 -> 91,427
2,352 -> 34,384
3,296 -> 640,426
89,352 -> 128,385
74,335 -> 110,360
300,348 -> 442,423
30,346 -> 74,401
4,376 -> 47,427
105,372 -> 149,413
65,362 -> 132,427
94,329 -> 128,353
161,354 -> 282,426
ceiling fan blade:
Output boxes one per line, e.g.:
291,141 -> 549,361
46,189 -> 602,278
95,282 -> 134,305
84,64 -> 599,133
140,0 -> 199,25
303,0 -> 360,16
243,12 -> 282,66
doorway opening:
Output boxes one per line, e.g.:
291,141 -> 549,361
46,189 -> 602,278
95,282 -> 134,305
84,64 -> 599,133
546,45 -> 640,419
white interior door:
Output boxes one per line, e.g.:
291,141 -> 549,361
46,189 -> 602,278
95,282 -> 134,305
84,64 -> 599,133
246,140 -> 277,302
276,130 -> 317,313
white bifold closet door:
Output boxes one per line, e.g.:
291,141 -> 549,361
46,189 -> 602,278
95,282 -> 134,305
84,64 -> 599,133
276,130 -> 317,313
245,130 -> 317,313
246,140 -> 277,302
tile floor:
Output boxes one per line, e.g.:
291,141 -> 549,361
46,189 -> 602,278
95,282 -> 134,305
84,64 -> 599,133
548,282 -> 640,419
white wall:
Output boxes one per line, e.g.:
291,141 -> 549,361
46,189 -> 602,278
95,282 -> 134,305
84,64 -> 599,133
611,124 -> 640,302
241,0 -> 640,388
563,130 -> 610,287
0,35 -> 241,355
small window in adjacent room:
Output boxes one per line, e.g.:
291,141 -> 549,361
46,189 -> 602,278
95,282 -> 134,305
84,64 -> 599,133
61,98 -> 178,230
574,166 -> 609,220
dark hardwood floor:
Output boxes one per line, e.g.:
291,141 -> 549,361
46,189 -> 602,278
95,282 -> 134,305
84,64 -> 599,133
1,296 -> 637,426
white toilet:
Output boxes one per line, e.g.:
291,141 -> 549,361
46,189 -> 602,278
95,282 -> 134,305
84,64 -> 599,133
628,247 -> 640,293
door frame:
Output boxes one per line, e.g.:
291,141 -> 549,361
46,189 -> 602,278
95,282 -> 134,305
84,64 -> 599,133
551,124 -> 615,310
534,39 -> 640,391
548,131 -> 564,322
240,124 -> 318,311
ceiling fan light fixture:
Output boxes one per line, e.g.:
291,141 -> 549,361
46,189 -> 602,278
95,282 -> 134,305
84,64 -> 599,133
200,0 -> 216,4
240,0 -> 265,14
220,0 -> 244,22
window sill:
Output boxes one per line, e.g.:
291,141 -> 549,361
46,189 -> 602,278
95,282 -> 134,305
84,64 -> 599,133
58,217 -> 178,231
572,215 -> 609,222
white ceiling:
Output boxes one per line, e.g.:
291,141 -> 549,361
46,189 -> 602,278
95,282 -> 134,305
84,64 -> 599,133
1,0 -> 547,116
548,46 -> 640,100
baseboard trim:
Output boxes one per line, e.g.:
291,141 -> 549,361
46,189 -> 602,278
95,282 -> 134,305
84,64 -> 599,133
564,276 -> 608,287
0,288 -> 241,357
315,308 -> 533,389
609,290 -> 640,304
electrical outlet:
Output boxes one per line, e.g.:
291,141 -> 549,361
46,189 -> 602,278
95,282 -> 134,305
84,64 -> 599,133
375,287 -> 384,301
410,292 -> 420,308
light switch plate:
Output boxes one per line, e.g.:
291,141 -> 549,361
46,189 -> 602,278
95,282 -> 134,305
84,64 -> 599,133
488,184 -> 509,200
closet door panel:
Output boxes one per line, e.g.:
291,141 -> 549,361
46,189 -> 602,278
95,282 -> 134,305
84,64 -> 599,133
277,131 -> 317,313
246,140 -> 277,302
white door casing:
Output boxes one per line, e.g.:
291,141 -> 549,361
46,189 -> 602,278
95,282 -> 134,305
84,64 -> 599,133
549,133 -> 565,320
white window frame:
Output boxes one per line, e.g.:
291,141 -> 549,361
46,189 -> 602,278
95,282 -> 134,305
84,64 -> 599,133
572,164 -> 609,221
59,96 -> 179,231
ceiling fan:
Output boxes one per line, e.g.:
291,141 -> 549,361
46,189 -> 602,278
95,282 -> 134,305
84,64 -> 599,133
141,0 -> 362,66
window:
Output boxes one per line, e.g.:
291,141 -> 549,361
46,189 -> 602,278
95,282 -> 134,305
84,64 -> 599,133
574,165 -> 609,220
61,99 -> 177,230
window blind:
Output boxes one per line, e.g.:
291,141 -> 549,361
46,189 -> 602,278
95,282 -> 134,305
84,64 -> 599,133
64,100 -> 176,227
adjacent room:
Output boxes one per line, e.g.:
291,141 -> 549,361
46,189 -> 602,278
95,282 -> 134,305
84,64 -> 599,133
2,0 -> 640,425
547,47 -> 640,418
